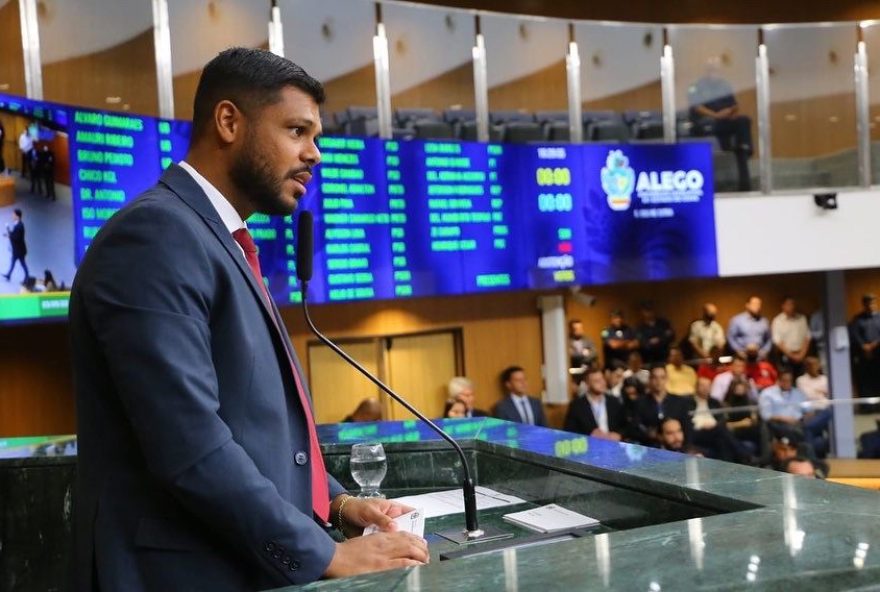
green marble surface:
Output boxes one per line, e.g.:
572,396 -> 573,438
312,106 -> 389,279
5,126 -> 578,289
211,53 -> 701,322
273,418 -> 880,591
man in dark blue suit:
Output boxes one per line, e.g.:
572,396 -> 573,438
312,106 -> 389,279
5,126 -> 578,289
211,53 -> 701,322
493,366 -> 547,427
70,48 -> 427,591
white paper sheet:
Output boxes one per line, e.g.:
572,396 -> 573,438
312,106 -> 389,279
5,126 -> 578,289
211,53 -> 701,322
389,486 -> 526,519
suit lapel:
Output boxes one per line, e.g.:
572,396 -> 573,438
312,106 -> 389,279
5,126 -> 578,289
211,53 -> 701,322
158,165 -> 280,331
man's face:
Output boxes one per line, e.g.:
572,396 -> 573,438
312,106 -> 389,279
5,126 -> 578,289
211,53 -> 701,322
805,358 -> 820,377
648,368 -> 667,394
778,373 -> 793,391
661,420 -> 684,450
696,377 -> 712,399
704,304 -> 717,321
866,298 -> 878,314
773,441 -> 797,462
506,371 -> 528,396
606,368 -> 624,388
781,299 -> 795,316
587,372 -> 607,396
457,387 -> 475,410
610,314 -> 623,328
730,359 -> 746,377
668,349 -> 683,366
570,321 -> 583,339
746,297 -> 762,316
230,86 -> 322,216
641,308 -> 655,323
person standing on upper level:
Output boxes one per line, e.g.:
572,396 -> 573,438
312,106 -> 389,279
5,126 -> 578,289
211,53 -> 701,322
728,296 -> 771,360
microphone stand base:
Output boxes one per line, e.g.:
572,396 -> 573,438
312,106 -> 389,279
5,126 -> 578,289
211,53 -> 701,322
435,524 -> 513,545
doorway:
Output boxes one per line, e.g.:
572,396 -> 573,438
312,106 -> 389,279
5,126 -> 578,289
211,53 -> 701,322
307,328 -> 463,424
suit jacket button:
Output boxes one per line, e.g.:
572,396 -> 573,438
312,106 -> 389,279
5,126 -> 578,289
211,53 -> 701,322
281,555 -> 291,565
265,542 -> 275,552
290,560 -> 301,571
294,451 -> 308,466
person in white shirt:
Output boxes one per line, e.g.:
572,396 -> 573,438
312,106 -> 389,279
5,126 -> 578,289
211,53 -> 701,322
710,356 -> 757,403
796,356 -> 829,411
689,303 -> 726,359
771,296 -> 811,376
18,129 -> 34,179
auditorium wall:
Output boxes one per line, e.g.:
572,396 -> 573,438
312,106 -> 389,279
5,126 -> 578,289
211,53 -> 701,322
0,0 -> 25,97
5,268 -> 880,437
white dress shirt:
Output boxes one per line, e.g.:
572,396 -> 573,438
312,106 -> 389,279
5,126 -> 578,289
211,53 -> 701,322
511,394 -> 535,425
179,161 -> 247,258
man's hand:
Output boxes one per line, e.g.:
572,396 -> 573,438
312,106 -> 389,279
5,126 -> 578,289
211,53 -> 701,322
324,532 -> 429,579
336,496 -> 414,536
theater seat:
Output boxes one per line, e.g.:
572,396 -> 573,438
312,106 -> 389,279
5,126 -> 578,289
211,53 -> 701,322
502,121 -> 544,143
413,120 -> 455,140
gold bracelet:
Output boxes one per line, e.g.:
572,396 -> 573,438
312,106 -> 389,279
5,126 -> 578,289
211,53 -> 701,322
336,494 -> 354,535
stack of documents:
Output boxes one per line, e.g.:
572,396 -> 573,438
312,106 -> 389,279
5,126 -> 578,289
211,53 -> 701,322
502,504 -> 600,533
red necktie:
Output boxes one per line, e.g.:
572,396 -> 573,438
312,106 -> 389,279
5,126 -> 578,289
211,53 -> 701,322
232,228 -> 331,523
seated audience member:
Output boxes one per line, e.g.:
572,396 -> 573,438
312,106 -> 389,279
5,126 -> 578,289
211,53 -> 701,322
711,355 -> 757,403
688,56 -> 753,191
636,302 -> 675,365
620,377 -> 645,438
760,369 -> 832,457
601,310 -> 639,369
444,399 -> 468,419
633,365 -> 691,446
783,456 -> 817,478
766,430 -> 827,478
604,360 -> 626,398
659,417 -> 702,456
745,346 -> 778,391
758,369 -> 807,428
771,296 -> 811,376
342,398 -> 383,422
697,346 -> 726,381
795,356 -> 829,409
689,303 -> 726,360
35,269 -> 59,292
564,368 -> 627,441
666,346 -> 697,396
688,376 -> 753,463
724,378 -> 760,452
446,376 -> 489,418
624,351 -> 650,386
568,319 -> 598,371
728,296 -> 772,360
494,366 -> 547,427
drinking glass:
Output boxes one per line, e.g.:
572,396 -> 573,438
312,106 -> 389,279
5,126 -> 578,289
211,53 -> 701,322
350,442 -> 387,498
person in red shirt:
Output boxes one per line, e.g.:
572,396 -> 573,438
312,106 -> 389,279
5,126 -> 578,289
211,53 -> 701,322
745,345 -> 778,391
697,346 -> 727,381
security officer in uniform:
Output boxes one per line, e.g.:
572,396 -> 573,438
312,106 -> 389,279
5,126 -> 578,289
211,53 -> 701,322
850,293 -> 880,412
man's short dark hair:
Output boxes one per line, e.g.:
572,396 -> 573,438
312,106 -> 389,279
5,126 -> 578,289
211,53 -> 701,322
191,47 -> 325,140
500,366 -> 524,386
13,208 -> 21,217
650,364 -> 667,375
586,367 -> 604,379
660,416 -> 681,431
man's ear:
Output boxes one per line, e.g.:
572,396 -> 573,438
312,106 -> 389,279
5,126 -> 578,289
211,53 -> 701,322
214,100 -> 242,145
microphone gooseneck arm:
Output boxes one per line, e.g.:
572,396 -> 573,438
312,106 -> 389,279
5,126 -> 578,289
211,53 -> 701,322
295,211 -> 481,536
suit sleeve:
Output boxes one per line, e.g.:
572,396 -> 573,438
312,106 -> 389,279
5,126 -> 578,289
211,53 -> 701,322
80,202 -> 335,586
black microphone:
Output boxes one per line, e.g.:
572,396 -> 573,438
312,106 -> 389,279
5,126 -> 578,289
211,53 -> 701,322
296,211 -> 494,544
296,211 -> 314,282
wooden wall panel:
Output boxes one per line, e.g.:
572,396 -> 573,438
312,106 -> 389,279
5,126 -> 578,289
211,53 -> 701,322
280,291 -> 544,420
391,63 -> 474,112
0,322 -> 74,437
0,0 -> 26,96
41,29 -> 158,117
487,59 -> 568,112
5,269 -> 880,437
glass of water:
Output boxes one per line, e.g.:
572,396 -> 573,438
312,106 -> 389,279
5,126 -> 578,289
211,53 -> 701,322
350,442 -> 387,498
